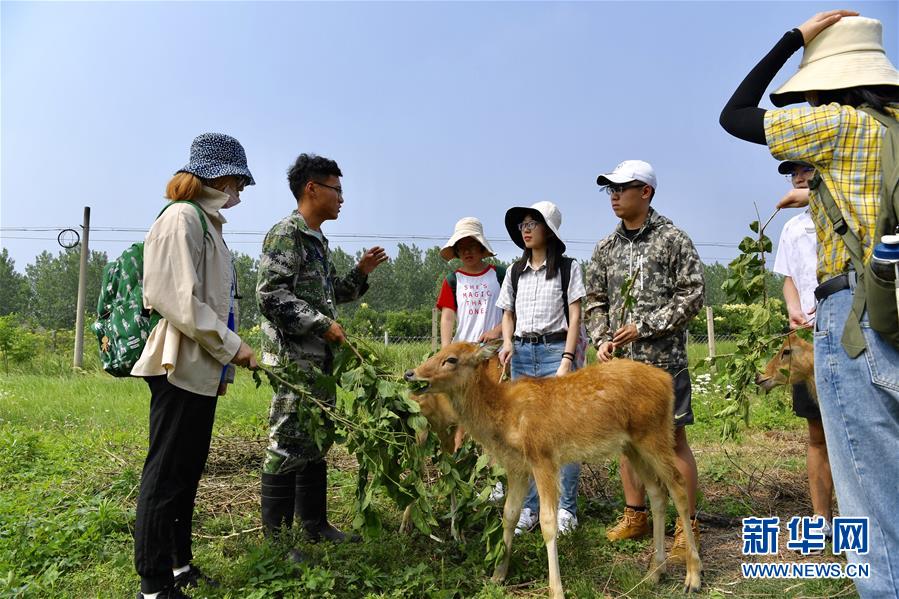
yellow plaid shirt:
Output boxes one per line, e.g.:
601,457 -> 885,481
765,103 -> 899,282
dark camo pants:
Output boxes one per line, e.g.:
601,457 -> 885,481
263,381 -> 335,475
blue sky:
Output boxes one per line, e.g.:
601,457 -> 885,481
2,1 -> 898,270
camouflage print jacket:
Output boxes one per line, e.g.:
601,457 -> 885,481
257,211 -> 369,370
584,208 -> 704,370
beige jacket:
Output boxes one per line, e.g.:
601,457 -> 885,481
131,186 -> 242,396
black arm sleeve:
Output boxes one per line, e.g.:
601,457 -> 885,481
719,29 -> 804,145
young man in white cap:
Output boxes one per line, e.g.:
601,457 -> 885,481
772,160 -> 835,549
584,160 -> 704,561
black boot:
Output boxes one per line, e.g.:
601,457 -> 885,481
261,472 -> 305,563
296,460 -> 361,544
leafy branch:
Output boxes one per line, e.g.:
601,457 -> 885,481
700,207 -> 782,438
253,341 -> 504,567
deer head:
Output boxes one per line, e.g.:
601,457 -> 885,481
404,341 -> 500,395
755,333 -> 815,392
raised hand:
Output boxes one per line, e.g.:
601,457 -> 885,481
797,10 -> 858,45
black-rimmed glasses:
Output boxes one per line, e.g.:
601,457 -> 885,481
314,181 -> 343,196
603,182 -> 645,195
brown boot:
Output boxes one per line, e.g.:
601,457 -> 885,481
606,507 -> 650,541
670,516 -> 700,563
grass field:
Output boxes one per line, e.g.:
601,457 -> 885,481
0,343 -> 857,598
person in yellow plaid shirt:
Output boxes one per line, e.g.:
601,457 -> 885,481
720,11 -> 899,598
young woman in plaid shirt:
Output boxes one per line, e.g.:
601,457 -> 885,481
720,11 -> 899,597
496,201 -> 586,536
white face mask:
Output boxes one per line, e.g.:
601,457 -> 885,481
222,185 -> 241,209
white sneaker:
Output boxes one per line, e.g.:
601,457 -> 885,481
557,508 -> 579,535
514,507 -> 538,535
488,481 -> 505,504
820,518 -> 833,539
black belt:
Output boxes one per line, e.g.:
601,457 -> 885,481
514,332 -> 568,344
814,272 -> 855,302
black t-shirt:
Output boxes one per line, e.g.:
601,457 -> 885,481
622,227 -> 640,240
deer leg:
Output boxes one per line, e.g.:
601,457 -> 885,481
624,446 -> 667,584
450,492 -> 461,542
399,503 -> 413,534
492,469 -> 529,583
534,463 -> 564,599
642,445 -> 702,593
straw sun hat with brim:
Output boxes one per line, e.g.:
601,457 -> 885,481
440,217 -> 496,261
504,201 -> 566,254
770,16 -> 899,107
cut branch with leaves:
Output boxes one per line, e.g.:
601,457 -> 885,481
252,340 -> 505,566
700,208 -> 785,438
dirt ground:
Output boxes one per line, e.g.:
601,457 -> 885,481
190,427 -> 855,598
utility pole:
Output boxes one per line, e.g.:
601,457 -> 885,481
73,206 -> 91,368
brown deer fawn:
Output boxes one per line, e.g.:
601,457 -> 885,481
399,356 -> 505,537
755,333 -> 817,401
405,342 -> 702,598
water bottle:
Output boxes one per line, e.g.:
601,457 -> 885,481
871,234 -> 899,282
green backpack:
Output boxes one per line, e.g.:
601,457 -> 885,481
811,106 -> 899,356
92,201 -> 209,376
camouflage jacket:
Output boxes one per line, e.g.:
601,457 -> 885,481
584,208 -> 704,370
257,211 -> 369,369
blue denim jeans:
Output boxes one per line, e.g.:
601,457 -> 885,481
815,287 -> 899,597
510,339 -> 581,516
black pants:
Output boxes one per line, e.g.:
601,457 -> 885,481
134,375 -> 217,593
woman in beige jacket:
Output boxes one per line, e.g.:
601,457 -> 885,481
131,133 -> 258,599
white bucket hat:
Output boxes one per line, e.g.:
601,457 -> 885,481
440,217 -> 496,261
771,16 -> 899,107
504,201 -> 566,253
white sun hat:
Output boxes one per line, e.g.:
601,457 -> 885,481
440,217 -> 496,261
504,201 -> 566,253
771,16 -> 899,107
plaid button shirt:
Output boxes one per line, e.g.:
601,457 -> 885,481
764,103 -> 899,281
496,258 -> 586,336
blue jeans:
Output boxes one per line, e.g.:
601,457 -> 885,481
815,287 -> 899,598
510,339 -> 581,516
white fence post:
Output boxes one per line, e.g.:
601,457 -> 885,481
706,305 -> 716,359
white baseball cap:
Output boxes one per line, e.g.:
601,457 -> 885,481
596,160 -> 657,190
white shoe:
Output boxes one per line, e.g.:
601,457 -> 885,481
514,507 -> 538,535
488,481 -> 505,504
557,508 -> 579,535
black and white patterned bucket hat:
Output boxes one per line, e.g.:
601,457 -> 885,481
176,132 -> 255,185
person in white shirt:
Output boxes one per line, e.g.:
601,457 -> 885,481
772,160 -> 834,541
435,217 -> 506,455
436,217 -> 505,346
496,201 -> 586,536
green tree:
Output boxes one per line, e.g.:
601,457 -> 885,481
24,248 -> 108,330
232,252 -> 260,330
0,249 -> 28,316
0,315 -> 40,372
702,261 -> 783,307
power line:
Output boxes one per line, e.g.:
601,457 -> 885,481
1,226 -> 741,248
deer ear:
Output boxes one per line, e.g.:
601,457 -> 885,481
475,340 -> 502,361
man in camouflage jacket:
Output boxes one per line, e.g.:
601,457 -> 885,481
256,154 -> 386,555
585,160 -> 704,560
